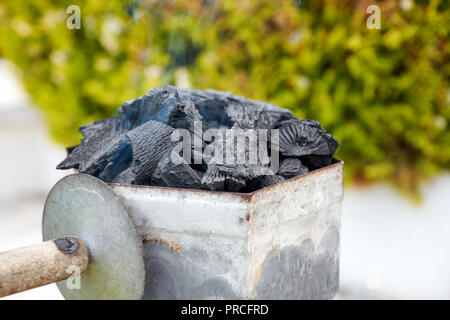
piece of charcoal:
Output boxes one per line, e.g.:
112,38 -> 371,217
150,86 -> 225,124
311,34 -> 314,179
278,158 -> 309,179
64,133 -> 132,183
174,86 -> 292,129
150,156 -> 204,189
256,175 -> 285,188
126,120 -> 177,185
56,116 -> 134,183
111,167 -> 135,184
193,169 -> 205,180
299,155 -> 333,171
243,175 -> 285,192
271,112 -> 297,128
96,138 -> 134,182
202,163 -> 273,192
124,87 -> 207,165
231,104 -> 272,130
202,158 -> 274,192
202,161 -> 274,192
56,117 -> 128,175
274,119 -> 339,157
201,104 -> 274,192
201,165 -> 246,192
118,87 -> 202,130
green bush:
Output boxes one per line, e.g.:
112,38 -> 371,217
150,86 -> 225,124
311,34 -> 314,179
0,0 -> 449,196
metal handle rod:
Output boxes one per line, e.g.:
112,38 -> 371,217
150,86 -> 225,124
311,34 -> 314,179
0,236 -> 89,298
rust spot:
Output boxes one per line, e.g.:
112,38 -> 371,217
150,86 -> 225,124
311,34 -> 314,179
142,236 -> 182,255
239,212 -> 251,224
252,267 -> 262,284
267,244 -> 280,256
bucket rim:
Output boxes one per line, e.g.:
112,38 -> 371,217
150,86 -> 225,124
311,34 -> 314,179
107,159 -> 344,201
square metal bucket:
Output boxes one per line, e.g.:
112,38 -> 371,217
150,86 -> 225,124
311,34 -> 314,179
109,160 -> 343,300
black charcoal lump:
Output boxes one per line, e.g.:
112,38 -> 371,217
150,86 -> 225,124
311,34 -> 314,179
57,86 -> 339,192
275,119 -> 338,157
278,158 -> 309,180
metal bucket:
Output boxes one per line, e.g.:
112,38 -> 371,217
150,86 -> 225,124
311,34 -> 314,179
109,160 -> 344,300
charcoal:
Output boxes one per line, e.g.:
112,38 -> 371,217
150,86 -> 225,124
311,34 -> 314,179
96,138 -> 134,182
174,86 -> 292,129
193,169 -> 205,180
119,87 -> 203,130
112,167 -> 135,184
201,165 -> 246,192
203,161 -> 272,191
278,158 -> 309,179
299,155 -> 333,171
59,132 -> 132,183
57,88 -> 203,171
275,119 -> 339,157
56,117 -> 128,177
201,107 -> 274,192
150,156 -> 203,189
243,175 -> 285,192
271,112 -> 297,128
202,161 -> 274,192
257,175 -> 285,188
57,86 -> 339,192
231,104 -> 272,130
126,120 -> 177,185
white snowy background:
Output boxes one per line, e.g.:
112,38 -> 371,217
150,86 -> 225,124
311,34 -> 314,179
0,60 -> 449,300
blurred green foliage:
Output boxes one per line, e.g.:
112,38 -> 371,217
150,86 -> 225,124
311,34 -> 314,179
0,0 -> 449,195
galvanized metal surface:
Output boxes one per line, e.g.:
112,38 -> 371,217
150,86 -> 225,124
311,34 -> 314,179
43,174 -> 145,300
247,162 -> 342,299
110,161 -> 343,300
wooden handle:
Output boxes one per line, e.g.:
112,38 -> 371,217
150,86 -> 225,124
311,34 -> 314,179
0,236 -> 89,298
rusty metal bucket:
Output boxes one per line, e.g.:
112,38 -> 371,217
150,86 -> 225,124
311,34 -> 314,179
0,160 -> 343,299
109,160 -> 343,299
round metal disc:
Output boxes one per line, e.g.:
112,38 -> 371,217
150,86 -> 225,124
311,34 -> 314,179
43,173 -> 145,300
